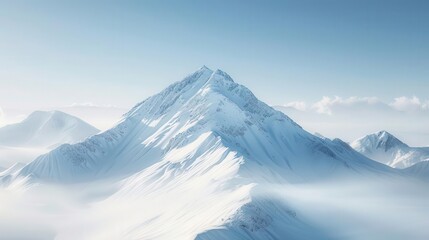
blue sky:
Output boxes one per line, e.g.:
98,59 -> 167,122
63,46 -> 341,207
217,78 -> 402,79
1,0 -> 428,110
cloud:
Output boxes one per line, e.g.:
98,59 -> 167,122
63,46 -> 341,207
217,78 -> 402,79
282,96 -> 429,116
311,96 -> 381,115
283,101 -> 307,111
390,96 -> 429,112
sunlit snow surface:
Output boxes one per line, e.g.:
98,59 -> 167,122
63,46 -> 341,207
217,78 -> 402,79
1,67 -> 428,240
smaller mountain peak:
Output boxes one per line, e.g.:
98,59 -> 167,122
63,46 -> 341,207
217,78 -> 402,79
373,130 -> 402,143
374,130 -> 392,141
376,130 -> 392,138
25,110 -> 53,122
376,131 -> 408,148
50,110 -> 70,116
27,110 -> 70,121
199,65 -> 213,73
28,110 -> 47,116
352,130 -> 408,152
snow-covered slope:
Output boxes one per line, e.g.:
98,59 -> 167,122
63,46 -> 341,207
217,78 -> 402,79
10,67 -> 397,239
0,110 -> 99,149
350,131 -> 429,169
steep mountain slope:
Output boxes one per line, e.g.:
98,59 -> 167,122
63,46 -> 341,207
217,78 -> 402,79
350,131 -> 429,168
0,110 -> 99,148
10,67 -> 396,240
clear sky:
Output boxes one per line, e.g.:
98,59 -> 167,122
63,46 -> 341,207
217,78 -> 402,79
1,0 -> 428,138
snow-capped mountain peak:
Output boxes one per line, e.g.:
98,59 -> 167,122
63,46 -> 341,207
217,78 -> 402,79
351,131 -> 429,168
375,130 -> 408,148
0,110 -> 99,148
199,64 -> 211,72
126,66 -> 295,132
351,130 -> 408,153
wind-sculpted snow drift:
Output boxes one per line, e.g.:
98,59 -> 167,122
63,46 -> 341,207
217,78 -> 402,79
3,67 -> 405,239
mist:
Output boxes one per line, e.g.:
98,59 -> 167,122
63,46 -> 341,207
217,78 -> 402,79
1,176 -> 428,240
262,177 -> 429,240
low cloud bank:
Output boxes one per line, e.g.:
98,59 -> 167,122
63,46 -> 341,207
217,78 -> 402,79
1,177 -> 428,240
262,178 -> 429,240
283,96 -> 429,115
